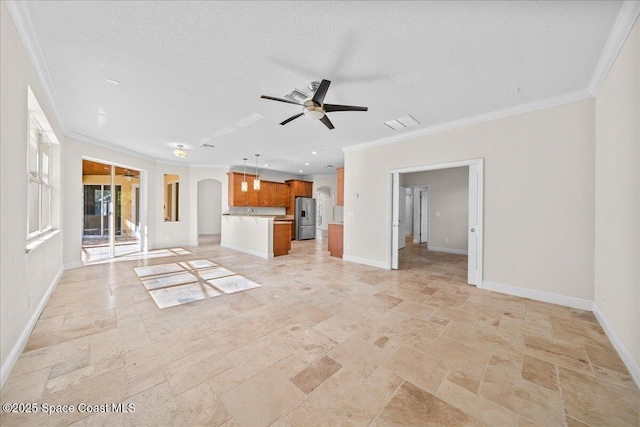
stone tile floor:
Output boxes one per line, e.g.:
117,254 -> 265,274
1,233 -> 638,426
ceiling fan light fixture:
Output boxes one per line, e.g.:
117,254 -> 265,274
303,105 -> 324,120
173,144 -> 187,158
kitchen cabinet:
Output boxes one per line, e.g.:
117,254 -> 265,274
274,183 -> 290,207
228,172 -> 254,206
273,221 -> 292,256
336,167 -> 344,206
328,223 -> 343,258
259,181 -> 275,207
228,172 -> 291,207
285,179 -> 314,215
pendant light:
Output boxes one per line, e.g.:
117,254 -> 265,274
241,158 -> 248,192
253,154 -> 261,190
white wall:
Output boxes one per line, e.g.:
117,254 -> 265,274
63,137 -> 157,266
1,2 -> 65,387
306,174 -> 338,229
403,167 -> 469,252
197,179 -> 222,235
187,166 -> 229,245
344,98 -> 595,300
594,19 -> 640,378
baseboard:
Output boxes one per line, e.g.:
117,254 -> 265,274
482,280 -> 594,311
428,246 -> 468,255
0,265 -> 63,389
220,243 -> 273,259
343,255 -> 390,269
592,303 -> 640,388
64,260 -> 83,270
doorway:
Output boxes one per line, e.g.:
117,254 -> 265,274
419,188 -> 429,244
82,159 -> 142,262
391,159 -> 483,286
197,178 -> 222,241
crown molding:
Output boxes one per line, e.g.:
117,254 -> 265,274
588,1 -> 640,96
343,88 -> 593,153
5,1 -> 68,133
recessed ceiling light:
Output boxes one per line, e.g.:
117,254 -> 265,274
105,78 -> 120,85
311,151 -> 317,155
304,162 -> 309,166
299,170 -> 303,173
264,164 -> 269,167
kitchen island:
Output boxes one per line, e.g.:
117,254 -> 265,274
221,215 -> 291,258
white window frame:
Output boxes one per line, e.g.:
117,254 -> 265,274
27,114 -> 53,241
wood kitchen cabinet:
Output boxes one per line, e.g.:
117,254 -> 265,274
274,183 -> 290,207
258,181 -> 275,206
228,172 -> 294,208
228,172 -> 250,206
273,222 -> 292,256
285,179 -> 314,215
336,167 -> 344,206
328,223 -> 343,258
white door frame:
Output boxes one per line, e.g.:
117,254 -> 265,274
389,158 -> 484,287
81,156 -> 147,260
391,172 -> 400,269
419,187 -> 430,244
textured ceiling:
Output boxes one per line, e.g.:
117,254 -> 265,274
23,1 -> 623,175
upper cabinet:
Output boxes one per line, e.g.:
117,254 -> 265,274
285,179 -> 314,214
336,167 -> 344,206
228,172 -> 250,206
227,172 -> 292,208
274,183 -> 290,207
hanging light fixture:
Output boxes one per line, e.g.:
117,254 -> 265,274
173,144 -> 187,158
253,154 -> 261,190
241,158 -> 248,192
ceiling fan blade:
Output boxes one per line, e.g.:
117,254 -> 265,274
323,104 -> 368,113
320,115 -> 335,130
260,95 -> 301,106
280,112 -> 304,125
312,79 -> 331,106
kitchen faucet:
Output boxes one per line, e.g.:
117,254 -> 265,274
247,207 -> 254,215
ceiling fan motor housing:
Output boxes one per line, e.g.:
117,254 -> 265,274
303,101 -> 325,120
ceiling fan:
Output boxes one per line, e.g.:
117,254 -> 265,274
121,169 -> 140,180
260,79 -> 367,130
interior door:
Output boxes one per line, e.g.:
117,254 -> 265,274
420,189 -> 429,243
391,172 -> 400,269
468,164 -> 482,286
398,186 -> 406,250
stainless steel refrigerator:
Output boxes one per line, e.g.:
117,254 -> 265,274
295,197 -> 316,240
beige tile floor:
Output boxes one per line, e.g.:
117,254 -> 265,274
1,233 -> 638,426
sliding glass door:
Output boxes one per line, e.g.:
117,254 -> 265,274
82,159 -> 141,262
83,185 -> 121,237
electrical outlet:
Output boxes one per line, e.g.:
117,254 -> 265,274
28,293 -> 32,308
445,238 -> 449,243
346,244 -> 351,250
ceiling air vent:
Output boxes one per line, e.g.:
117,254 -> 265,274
283,88 -> 311,104
323,164 -> 333,168
384,115 -> 420,131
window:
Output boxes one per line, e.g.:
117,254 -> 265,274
27,114 -> 53,239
